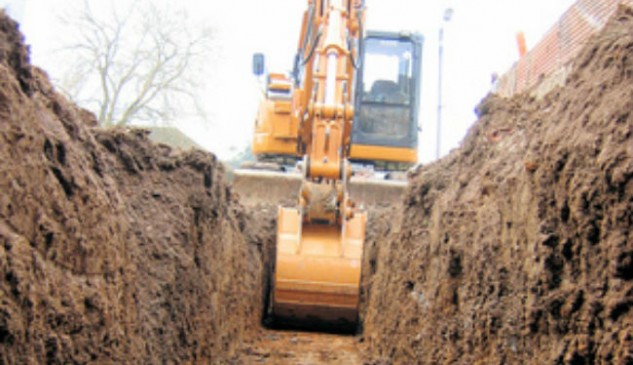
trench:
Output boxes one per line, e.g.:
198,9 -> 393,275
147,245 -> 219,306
227,198 -> 381,364
1,4 -> 633,365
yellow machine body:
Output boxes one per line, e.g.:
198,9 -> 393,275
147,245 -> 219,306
349,144 -> 417,165
234,0 -> 424,330
252,73 -> 300,160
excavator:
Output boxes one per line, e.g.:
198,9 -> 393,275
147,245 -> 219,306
234,0 -> 423,330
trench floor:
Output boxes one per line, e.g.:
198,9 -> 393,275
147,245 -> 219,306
237,329 -> 362,364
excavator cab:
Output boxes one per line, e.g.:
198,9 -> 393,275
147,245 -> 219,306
344,31 -> 424,206
350,31 -> 424,171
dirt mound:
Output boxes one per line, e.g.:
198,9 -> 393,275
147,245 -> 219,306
0,10 -> 261,364
363,4 -> 633,364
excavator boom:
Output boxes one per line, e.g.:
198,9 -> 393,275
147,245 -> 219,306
233,0 -> 424,330
250,0 -> 368,328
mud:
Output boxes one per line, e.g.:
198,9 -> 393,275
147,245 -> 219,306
0,10 -> 261,364
362,5 -> 633,364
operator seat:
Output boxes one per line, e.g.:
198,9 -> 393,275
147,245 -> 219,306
362,80 -> 409,136
369,80 -> 404,103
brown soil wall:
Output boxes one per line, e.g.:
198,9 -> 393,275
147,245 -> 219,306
0,11 -> 262,364
362,6 -> 633,364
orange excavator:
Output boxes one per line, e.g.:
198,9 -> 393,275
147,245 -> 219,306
235,0 -> 423,329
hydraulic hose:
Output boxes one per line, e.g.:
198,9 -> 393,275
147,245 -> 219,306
302,30 -> 322,66
349,14 -> 363,69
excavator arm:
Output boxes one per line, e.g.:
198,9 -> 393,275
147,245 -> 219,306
233,0 -> 424,330
270,0 -> 367,329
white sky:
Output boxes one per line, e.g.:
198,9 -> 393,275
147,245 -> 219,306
3,0 -> 576,163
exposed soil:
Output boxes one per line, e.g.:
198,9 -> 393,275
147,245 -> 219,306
1,3 -> 632,365
362,5 -> 633,364
0,10 -> 262,364
234,330 -> 361,364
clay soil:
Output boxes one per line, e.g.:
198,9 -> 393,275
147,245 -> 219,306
1,3 -> 632,365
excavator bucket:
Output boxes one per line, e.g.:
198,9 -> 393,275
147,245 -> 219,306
232,169 -> 407,208
272,206 -> 366,330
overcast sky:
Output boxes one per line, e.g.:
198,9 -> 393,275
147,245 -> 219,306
3,0 -> 576,162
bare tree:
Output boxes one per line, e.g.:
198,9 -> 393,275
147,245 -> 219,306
60,0 -> 213,127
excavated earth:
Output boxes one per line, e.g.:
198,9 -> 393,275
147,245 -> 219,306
0,11 -> 262,364
362,5 -> 633,364
0,4 -> 632,365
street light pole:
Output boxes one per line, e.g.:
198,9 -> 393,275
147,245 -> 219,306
436,8 -> 453,160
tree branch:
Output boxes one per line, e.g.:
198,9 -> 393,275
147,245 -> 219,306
58,0 -> 213,127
